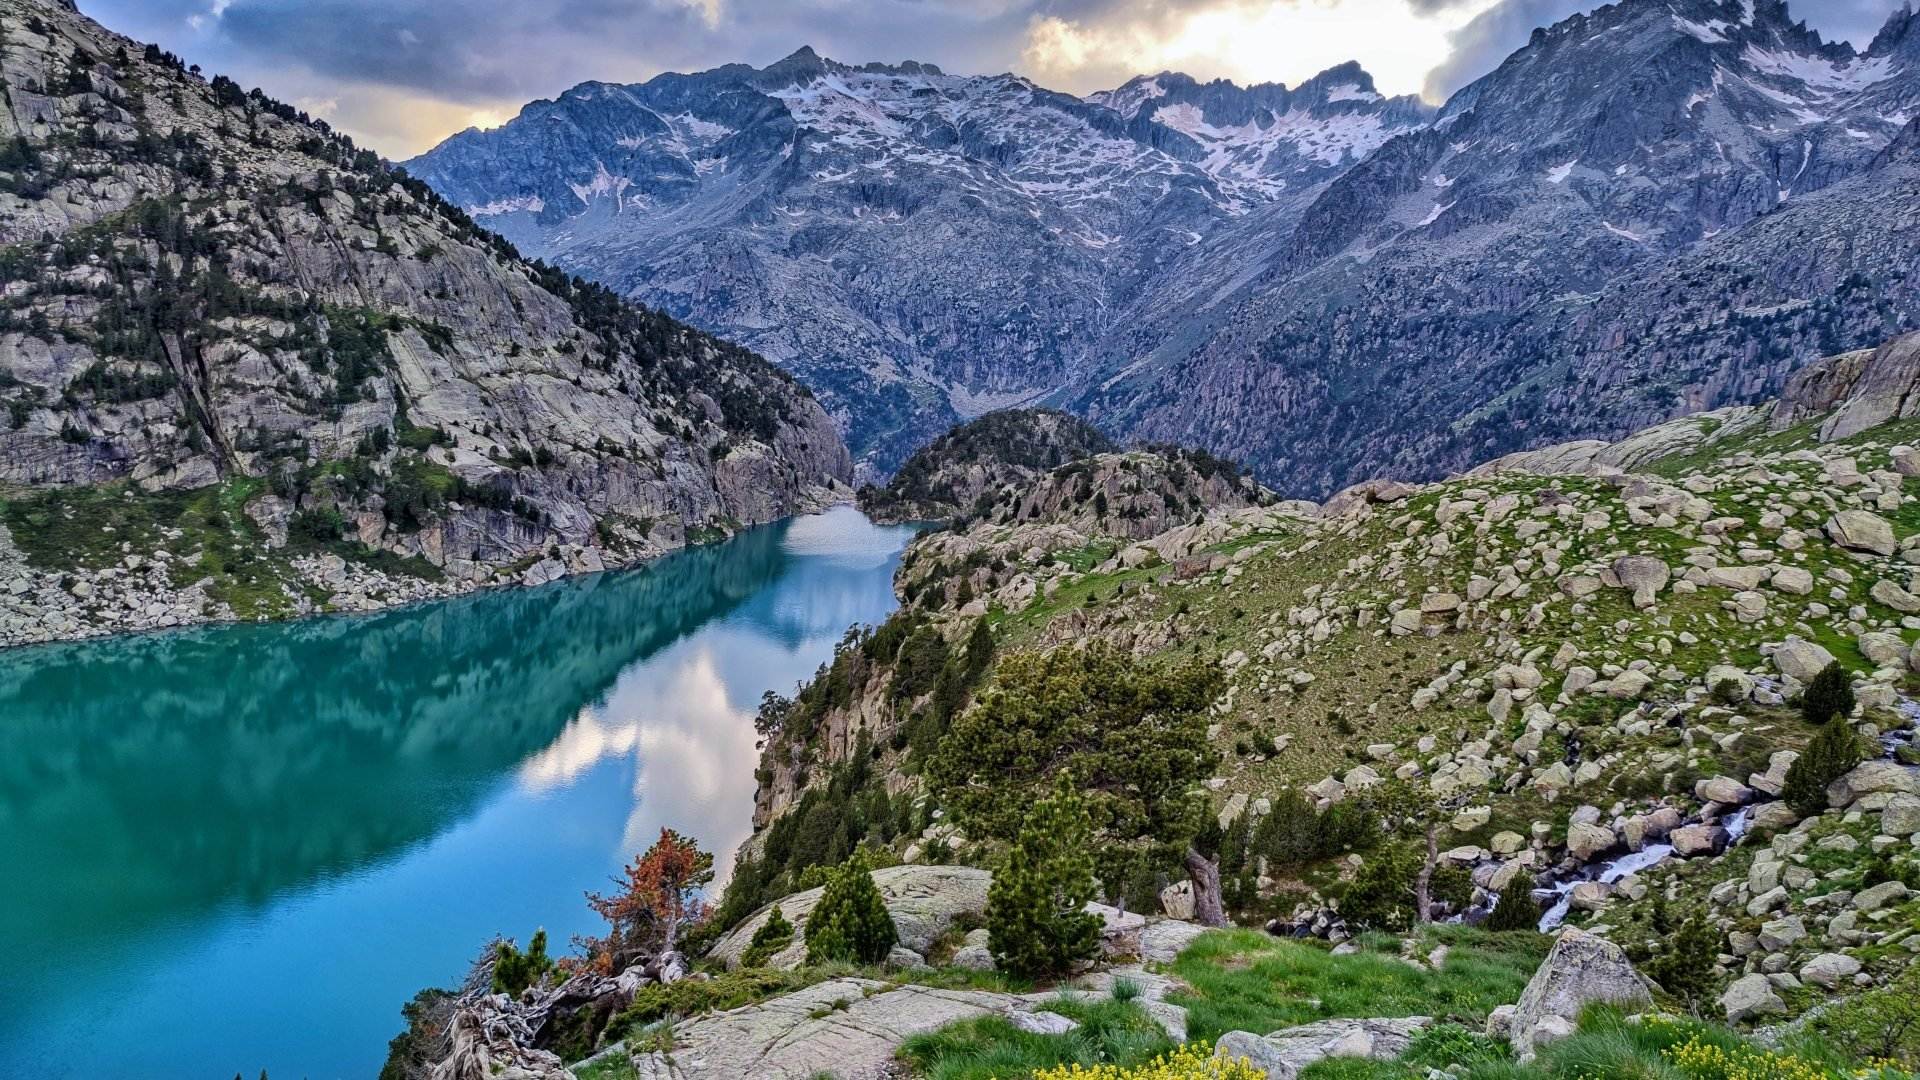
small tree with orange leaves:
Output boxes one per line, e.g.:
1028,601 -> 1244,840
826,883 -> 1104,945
583,828 -> 714,974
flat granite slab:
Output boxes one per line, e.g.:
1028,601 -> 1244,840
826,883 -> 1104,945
629,977 -> 1026,1079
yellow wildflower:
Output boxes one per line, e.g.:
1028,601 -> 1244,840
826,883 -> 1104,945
1029,1041 -> 1267,1080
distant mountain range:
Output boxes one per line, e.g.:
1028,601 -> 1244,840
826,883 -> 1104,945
408,0 -> 1920,494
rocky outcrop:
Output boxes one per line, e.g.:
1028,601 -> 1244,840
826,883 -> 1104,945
857,409 -> 1116,523
625,978 -> 1030,1080
705,865 -> 991,970
604,965 -> 1193,1080
962,447 -> 1273,543
0,0 -> 852,646
1804,334 -> 1920,442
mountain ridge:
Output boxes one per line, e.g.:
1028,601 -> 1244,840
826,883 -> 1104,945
408,0 -> 1920,497
404,46 -> 1435,478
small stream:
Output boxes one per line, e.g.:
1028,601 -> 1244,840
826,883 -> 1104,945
1534,808 -> 1749,932
1530,685 -> 1920,933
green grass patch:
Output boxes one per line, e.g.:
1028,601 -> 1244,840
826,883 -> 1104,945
897,996 -> 1173,1080
571,1051 -> 639,1080
1168,928 -> 1545,1047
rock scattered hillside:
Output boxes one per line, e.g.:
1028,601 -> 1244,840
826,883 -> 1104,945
0,0 -> 852,646
856,408 -> 1114,524
737,330 -> 1920,1049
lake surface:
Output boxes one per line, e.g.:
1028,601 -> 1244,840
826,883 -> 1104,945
0,506 -> 917,1080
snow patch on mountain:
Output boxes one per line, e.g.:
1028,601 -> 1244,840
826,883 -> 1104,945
1743,46 -> 1899,93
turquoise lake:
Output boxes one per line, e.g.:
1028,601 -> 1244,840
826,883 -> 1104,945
0,506 -> 918,1079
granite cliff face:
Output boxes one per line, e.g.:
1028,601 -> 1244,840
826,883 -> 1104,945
0,0 -> 851,643
413,0 -> 1920,497
404,51 -> 1432,477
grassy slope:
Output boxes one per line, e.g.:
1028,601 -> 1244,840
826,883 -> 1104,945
1,477 -> 443,619
778,403 -> 1920,1076
890,927 -> 1908,1079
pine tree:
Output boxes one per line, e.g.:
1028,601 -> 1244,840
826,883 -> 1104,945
1483,874 -> 1540,932
491,928 -> 554,996
1800,661 -> 1855,726
1647,909 -> 1719,1011
1783,718 -> 1865,816
742,905 -> 794,967
987,773 -> 1104,979
1338,843 -> 1422,931
962,617 -> 995,682
806,850 -> 897,964
1219,811 -> 1258,914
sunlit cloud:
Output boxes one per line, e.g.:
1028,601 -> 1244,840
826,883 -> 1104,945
1022,0 -> 1503,98
88,0 -> 1913,157
514,644 -> 763,882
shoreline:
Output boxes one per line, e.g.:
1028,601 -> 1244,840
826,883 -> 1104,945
0,494 -> 854,652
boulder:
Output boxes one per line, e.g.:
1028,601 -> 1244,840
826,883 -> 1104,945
1612,556 -> 1670,607
1882,794 -> 1920,837
1567,822 -> 1617,861
1159,881 -> 1196,920
1607,670 -> 1653,699
1747,802 -> 1801,835
1568,881 -> 1613,912
1771,638 -> 1837,682
1215,1017 -> 1433,1078
1871,579 -> 1920,614
1695,776 -> 1754,806
1799,953 -> 1862,989
1771,567 -> 1815,595
950,929 -> 995,972
1854,881 -> 1910,912
1720,973 -> 1786,1023
1827,510 -> 1897,557
1670,824 -> 1728,857
1757,915 -> 1806,952
1507,928 -> 1654,1060
1829,761 -> 1920,808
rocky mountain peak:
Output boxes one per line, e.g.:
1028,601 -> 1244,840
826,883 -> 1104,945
1871,3 -> 1920,59
406,45 -> 1432,475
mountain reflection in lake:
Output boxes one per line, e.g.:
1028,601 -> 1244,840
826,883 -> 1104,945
0,506 -> 917,1080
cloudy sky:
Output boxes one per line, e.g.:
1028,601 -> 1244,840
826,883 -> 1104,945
85,0 -> 1907,159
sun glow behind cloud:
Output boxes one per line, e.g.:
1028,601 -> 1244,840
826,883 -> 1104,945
1023,0 -> 1505,99
98,0 -> 1908,157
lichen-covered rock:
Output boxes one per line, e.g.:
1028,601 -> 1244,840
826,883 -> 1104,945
1826,510 -> 1898,556
1215,1017 -> 1432,1078
1507,928 -> 1654,1060
1720,973 -> 1787,1023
